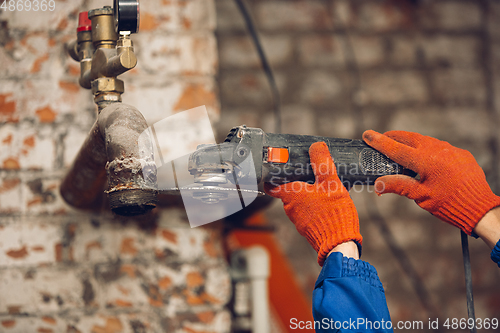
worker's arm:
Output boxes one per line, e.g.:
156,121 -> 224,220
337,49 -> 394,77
266,143 -> 393,332
311,241 -> 393,333
474,206 -> 500,267
363,130 -> 500,267
329,241 -> 359,259
313,252 -> 393,333
474,206 -> 500,249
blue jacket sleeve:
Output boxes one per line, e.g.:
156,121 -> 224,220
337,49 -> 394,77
491,240 -> 500,268
313,252 -> 393,332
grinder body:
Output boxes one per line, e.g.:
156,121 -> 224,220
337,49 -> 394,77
188,126 -> 416,189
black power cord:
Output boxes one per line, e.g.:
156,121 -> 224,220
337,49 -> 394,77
233,0 -> 282,133
461,230 -> 477,333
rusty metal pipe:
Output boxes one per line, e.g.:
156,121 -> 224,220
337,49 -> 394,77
60,103 -> 158,216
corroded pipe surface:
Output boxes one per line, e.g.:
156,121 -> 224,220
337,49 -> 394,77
60,122 -> 107,210
60,103 -> 158,216
100,103 -> 157,215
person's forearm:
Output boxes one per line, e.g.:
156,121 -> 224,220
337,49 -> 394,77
313,252 -> 393,333
473,206 -> 500,249
328,241 -> 360,259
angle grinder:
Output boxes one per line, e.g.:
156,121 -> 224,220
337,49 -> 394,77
161,125 -> 417,204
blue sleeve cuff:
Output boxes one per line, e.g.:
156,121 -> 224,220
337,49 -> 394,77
313,252 -> 392,332
491,240 -> 500,268
315,252 -> 384,292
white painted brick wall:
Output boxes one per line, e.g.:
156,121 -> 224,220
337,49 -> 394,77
0,0 -> 230,332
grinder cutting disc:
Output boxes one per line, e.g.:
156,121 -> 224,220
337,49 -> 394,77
160,185 -> 264,204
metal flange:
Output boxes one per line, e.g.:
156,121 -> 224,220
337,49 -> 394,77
91,77 -> 125,95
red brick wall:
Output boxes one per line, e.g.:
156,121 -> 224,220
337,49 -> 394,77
216,0 -> 500,332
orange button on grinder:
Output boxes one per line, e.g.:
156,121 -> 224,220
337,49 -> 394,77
267,147 -> 289,164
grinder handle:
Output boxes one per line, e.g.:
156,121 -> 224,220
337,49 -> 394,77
261,133 -> 417,187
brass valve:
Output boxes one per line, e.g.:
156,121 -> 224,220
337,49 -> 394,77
89,33 -> 137,81
67,5 -> 138,108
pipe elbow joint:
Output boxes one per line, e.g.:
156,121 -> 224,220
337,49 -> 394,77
98,103 -> 158,216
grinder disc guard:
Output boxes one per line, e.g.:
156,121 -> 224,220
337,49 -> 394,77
138,106 -> 260,227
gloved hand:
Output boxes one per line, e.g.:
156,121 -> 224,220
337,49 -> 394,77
265,142 -> 362,266
363,130 -> 500,235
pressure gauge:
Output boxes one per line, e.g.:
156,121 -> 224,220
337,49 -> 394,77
114,0 -> 140,34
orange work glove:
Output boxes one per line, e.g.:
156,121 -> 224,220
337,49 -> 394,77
363,130 -> 500,235
264,142 -> 362,266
